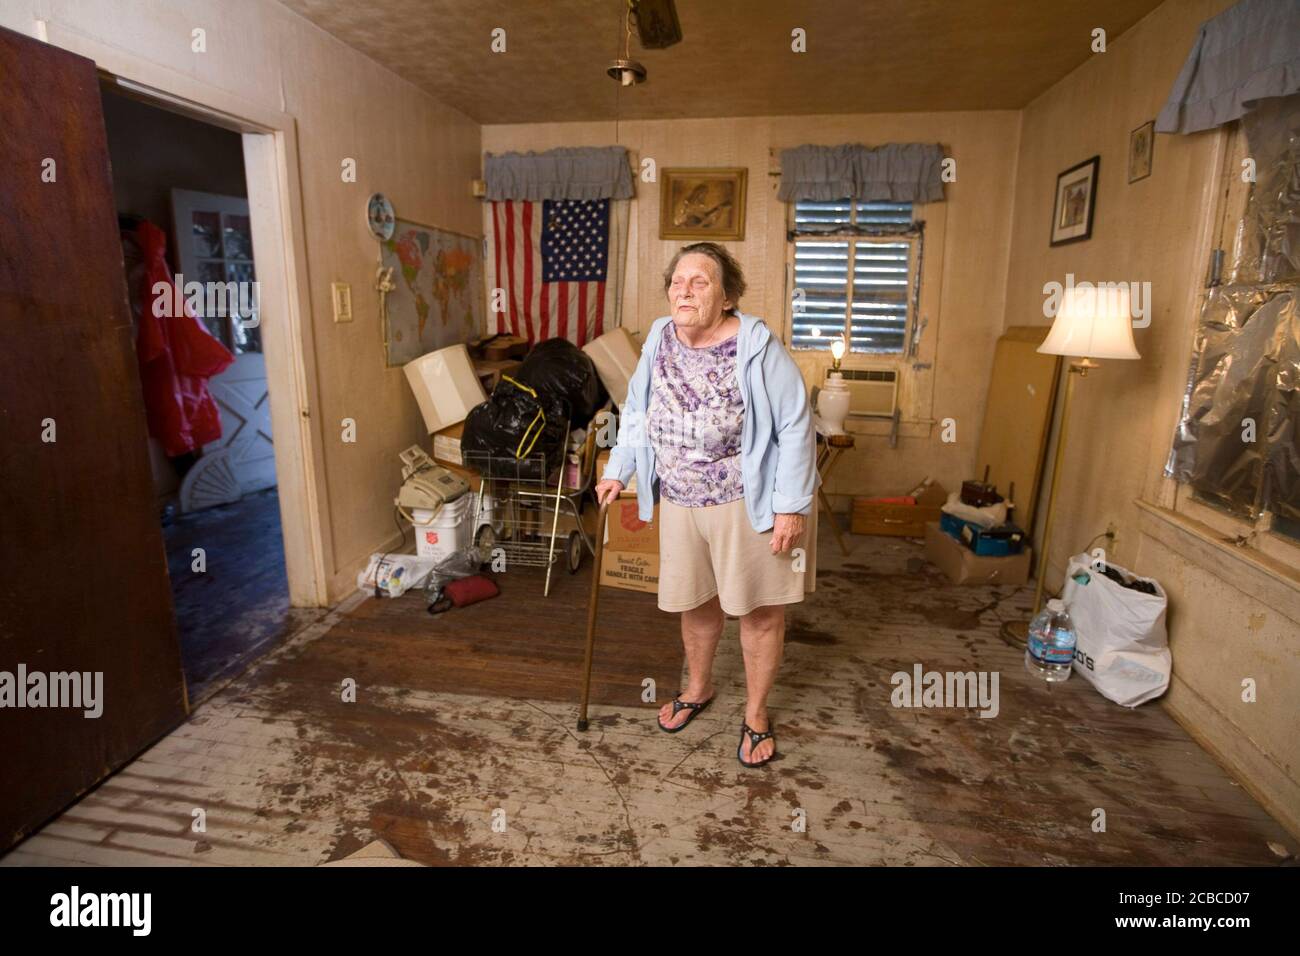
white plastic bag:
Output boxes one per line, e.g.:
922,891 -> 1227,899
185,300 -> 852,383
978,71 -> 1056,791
1060,553 -> 1171,707
356,553 -> 437,598
941,492 -> 1008,528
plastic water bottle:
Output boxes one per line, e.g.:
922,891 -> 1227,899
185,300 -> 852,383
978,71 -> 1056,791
1025,599 -> 1076,682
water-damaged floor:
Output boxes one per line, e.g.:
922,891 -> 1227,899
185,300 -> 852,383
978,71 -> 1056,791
4,525 -> 1294,866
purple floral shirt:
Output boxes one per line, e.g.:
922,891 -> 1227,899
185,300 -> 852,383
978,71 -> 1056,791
646,320 -> 745,507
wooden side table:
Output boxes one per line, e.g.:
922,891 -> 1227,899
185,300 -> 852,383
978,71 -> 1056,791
816,431 -> 855,555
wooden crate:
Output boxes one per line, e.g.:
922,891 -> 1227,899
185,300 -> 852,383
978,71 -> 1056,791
850,482 -> 947,537
851,501 -> 943,537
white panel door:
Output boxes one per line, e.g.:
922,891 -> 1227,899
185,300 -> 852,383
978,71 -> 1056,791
171,188 -> 276,496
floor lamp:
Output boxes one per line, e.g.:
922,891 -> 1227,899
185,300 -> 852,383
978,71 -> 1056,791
1000,284 -> 1141,646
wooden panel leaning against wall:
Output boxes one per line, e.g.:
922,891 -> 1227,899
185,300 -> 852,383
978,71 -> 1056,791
0,25 -> 189,851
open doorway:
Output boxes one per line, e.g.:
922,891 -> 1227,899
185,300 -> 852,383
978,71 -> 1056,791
100,87 -> 320,701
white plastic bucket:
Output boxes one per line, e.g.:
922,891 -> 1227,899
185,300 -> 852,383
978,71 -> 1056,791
410,494 -> 472,561
477,492 -> 501,532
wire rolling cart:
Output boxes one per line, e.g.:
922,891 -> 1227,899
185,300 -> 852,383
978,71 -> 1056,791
462,415 -> 600,597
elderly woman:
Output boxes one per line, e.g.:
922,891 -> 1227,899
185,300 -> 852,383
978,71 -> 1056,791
595,242 -> 819,768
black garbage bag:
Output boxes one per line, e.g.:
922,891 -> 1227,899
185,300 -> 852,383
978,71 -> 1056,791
461,375 -> 568,480
515,338 -> 608,425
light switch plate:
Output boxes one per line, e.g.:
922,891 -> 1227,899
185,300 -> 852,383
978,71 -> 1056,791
331,281 -> 353,323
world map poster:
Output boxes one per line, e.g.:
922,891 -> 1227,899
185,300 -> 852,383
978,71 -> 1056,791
380,220 -> 484,366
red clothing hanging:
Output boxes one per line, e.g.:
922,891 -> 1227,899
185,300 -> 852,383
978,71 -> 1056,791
133,220 -> 235,456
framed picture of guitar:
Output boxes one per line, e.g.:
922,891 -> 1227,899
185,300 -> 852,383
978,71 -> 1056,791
659,167 -> 747,241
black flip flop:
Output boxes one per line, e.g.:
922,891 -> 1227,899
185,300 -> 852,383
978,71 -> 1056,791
657,691 -> 712,733
737,720 -> 776,768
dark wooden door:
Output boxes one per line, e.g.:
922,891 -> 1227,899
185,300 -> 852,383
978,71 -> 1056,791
0,26 -> 188,851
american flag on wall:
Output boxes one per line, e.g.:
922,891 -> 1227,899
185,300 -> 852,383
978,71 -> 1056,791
486,198 -> 628,347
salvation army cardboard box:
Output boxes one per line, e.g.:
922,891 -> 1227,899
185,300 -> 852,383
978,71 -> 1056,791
595,451 -> 659,592
599,549 -> 660,594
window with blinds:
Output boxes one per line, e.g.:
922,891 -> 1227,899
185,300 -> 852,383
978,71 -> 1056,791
789,200 -> 917,354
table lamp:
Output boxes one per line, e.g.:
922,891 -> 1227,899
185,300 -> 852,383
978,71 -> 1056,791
816,335 -> 851,435
1001,283 -> 1141,646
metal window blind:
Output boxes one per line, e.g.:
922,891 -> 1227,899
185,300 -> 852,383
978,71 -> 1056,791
790,200 -> 914,353
792,199 -> 913,231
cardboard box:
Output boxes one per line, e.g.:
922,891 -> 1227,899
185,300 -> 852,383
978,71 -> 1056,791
472,357 -> 522,392
595,449 -> 637,494
924,522 -> 1031,586
481,334 -> 530,361
600,549 -> 660,593
852,482 -> 948,537
432,421 -> 466,466
593,449 -> 658,593
604,498 -> 659,552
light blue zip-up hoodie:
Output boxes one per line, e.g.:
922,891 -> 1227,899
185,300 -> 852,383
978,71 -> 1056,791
599,312 -> 821,532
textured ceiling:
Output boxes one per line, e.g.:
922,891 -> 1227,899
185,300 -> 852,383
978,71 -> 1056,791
278,0 -> 1164,124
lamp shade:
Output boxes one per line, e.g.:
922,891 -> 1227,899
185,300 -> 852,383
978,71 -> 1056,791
1038,285 -> 1141,360
583,326 -> 642,407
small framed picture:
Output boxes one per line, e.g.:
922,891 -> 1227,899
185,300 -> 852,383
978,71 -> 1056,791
1050,156 -> 1099,246
1128,120 -> 1154,183
659,167 -> 747,241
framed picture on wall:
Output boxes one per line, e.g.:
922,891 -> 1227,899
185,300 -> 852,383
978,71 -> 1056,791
1049,155 -> 1099,246
659,167 -> 747,241
1128,120 -> 1154,183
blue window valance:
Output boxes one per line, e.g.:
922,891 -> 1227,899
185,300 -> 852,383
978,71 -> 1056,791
1155,0 -> 1300,135
777,143 -> 946,203
483,146 -> 634,201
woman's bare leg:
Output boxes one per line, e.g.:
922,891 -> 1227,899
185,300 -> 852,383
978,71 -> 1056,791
657,595 -> 724,729
737,603 -> 785,762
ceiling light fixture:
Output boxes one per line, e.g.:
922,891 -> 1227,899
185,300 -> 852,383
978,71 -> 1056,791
607,1 -> 646,86
607,58 -> 647,87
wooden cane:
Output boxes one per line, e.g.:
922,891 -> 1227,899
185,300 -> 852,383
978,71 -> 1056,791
577,500 -> 610,731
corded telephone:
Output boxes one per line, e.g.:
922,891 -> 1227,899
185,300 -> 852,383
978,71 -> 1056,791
395,445 -> 471,526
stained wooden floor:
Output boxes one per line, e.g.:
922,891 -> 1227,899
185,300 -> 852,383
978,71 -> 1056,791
164,488 -> 323,701
321,556 -> 684,705
4,524 -> 1294,866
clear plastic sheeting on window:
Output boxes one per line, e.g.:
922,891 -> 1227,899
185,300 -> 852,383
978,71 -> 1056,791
1231,95 -> 1300,285
1166,286 -> 1300,520
1166,94 -> 1300,524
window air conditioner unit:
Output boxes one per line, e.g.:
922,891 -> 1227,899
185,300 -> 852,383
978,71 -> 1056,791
827,366 -> 898,417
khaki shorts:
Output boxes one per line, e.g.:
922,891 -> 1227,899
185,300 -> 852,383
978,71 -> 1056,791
657,496 -> 817,617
